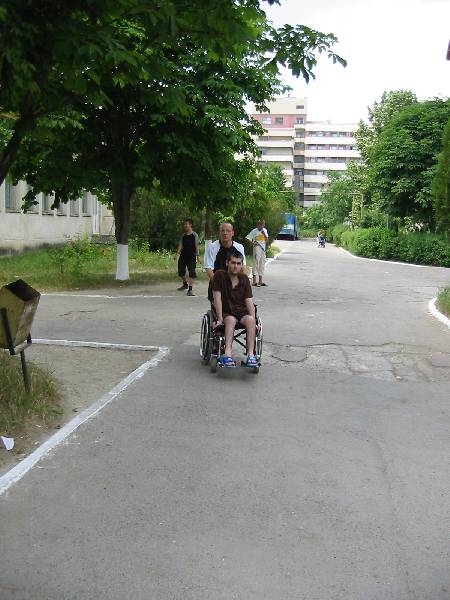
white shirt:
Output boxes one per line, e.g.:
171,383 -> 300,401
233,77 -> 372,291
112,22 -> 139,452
204,240 -> 246,271
246,227 -> 268,251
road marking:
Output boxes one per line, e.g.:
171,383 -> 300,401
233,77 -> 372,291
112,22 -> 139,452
339,246 -> 449,269
0,339 -> 169,497
429,298 -> 450,330
43,293 -> 201,299
265,248 -> 286,266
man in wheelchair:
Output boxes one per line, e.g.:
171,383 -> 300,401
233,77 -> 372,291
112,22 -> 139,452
210,247 -> 258,368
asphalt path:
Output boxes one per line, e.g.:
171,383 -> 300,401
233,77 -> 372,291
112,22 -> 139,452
1,240 -> 450,600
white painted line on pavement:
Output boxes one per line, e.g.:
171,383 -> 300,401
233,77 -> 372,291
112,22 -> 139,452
43,293 -> 200,299
0,340 -> 169,497
34,339 -> 163,351
339,246 -> 448,270
266,248 -> 286,266
429,298 -> 450,330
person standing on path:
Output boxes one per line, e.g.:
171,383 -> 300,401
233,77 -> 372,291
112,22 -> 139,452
175,219 -> 199,296
246,219 -> 269,287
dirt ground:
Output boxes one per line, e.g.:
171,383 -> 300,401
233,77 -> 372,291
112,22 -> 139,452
0,344 -> 157,476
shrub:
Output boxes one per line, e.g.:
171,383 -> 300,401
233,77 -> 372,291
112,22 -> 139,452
339,227 -> 450,266
299,227 -> 319,239
437,287 -> 450,318
329,224 -> 350,245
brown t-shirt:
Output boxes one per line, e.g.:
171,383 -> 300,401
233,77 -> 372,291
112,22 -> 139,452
211,270 -> 253,319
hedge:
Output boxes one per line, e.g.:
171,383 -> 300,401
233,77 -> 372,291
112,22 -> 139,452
333,226 -> 450,267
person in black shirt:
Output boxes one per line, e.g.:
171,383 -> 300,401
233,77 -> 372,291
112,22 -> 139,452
176,219 -> 199,296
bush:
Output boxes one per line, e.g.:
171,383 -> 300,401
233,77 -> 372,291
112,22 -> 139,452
329,224 -> 350,245
299,227 -> 319,239
339,227 -> 450,266
437,287 -> 450,318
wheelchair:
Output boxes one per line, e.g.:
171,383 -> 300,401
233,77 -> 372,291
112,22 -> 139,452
200,306 -> 263,374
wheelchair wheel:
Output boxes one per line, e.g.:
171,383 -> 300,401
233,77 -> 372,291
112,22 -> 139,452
200,311 -> 213,365
255,317 -> 263,362
210,356 -> 218,373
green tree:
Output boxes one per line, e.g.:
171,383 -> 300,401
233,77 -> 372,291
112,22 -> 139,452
368,99 -> 450,224
432,117 -> 450,235
0,0 -> 160,185
304,162 -> 372,229
355,90 -> 417,163
7,1 -> 345,280
231,163 -> 296,242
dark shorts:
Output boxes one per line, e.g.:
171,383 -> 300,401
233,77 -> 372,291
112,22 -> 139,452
178,256 -> 197,278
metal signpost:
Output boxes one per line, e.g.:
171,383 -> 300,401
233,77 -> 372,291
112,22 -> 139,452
0,280 -> 41,393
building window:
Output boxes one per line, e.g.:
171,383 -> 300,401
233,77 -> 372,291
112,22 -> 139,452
258,136 -> 269,141
82,191 -> 89,215
295,130 -> 305,138
57,202 -> 66,216
5,181 -> 16,211
296,117 -> 304,124
70,199 -> 79,216
42,193 -> 52,214
296,105 -> 304,109
275,117 -> 284,124
262,117 -> 272,125
294,142 -> 305,150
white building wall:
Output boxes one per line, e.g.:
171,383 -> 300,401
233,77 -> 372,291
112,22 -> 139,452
0,180 -> 114,253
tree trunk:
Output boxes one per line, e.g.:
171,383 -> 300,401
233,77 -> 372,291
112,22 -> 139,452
111,178 -> 132,281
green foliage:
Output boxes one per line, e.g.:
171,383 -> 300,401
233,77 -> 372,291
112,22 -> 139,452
0,239 -> 184,290
432,117 -> 450,235
48,234 -> 103,278
0,352 -> 61,434
355,90 -> 418,163
368,99 -> 450,224
230,164 -> 295,243
3,1 -> 345,280
130,188 -> 204,251
437,287 -> 450,318
298,227 -> 319,238
339,227 -> 450,267
302,163 -> 369,230
329,224 -> 351,245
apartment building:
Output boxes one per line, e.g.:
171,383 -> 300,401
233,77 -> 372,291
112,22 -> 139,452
252,97 -> 360,208
0,179 -> 114,253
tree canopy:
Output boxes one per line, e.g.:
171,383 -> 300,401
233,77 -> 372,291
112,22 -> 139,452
2,0 -> 346,279
432,117 -> 450,235
368,99 -> 450,222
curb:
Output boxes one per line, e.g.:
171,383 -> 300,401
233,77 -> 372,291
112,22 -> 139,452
339,246 -> 448,270
266,248 -> 286,266
429,298 -> 450,330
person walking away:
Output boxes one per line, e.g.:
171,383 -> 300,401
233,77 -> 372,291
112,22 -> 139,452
246,219 -> 269,286
176,219 -> 199,296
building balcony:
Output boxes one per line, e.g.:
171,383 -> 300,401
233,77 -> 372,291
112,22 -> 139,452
256,140 -> 294,148
260,155 -> 293,164
304,149 -> 360,158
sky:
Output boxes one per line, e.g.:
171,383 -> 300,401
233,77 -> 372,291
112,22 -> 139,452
263,0 -> 450,124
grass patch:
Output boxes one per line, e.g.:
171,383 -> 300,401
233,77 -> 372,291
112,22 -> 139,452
0,237 -> 280,291
437,287 -> 450,318
0,351 -> 61,435
0,237 -> 206,291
